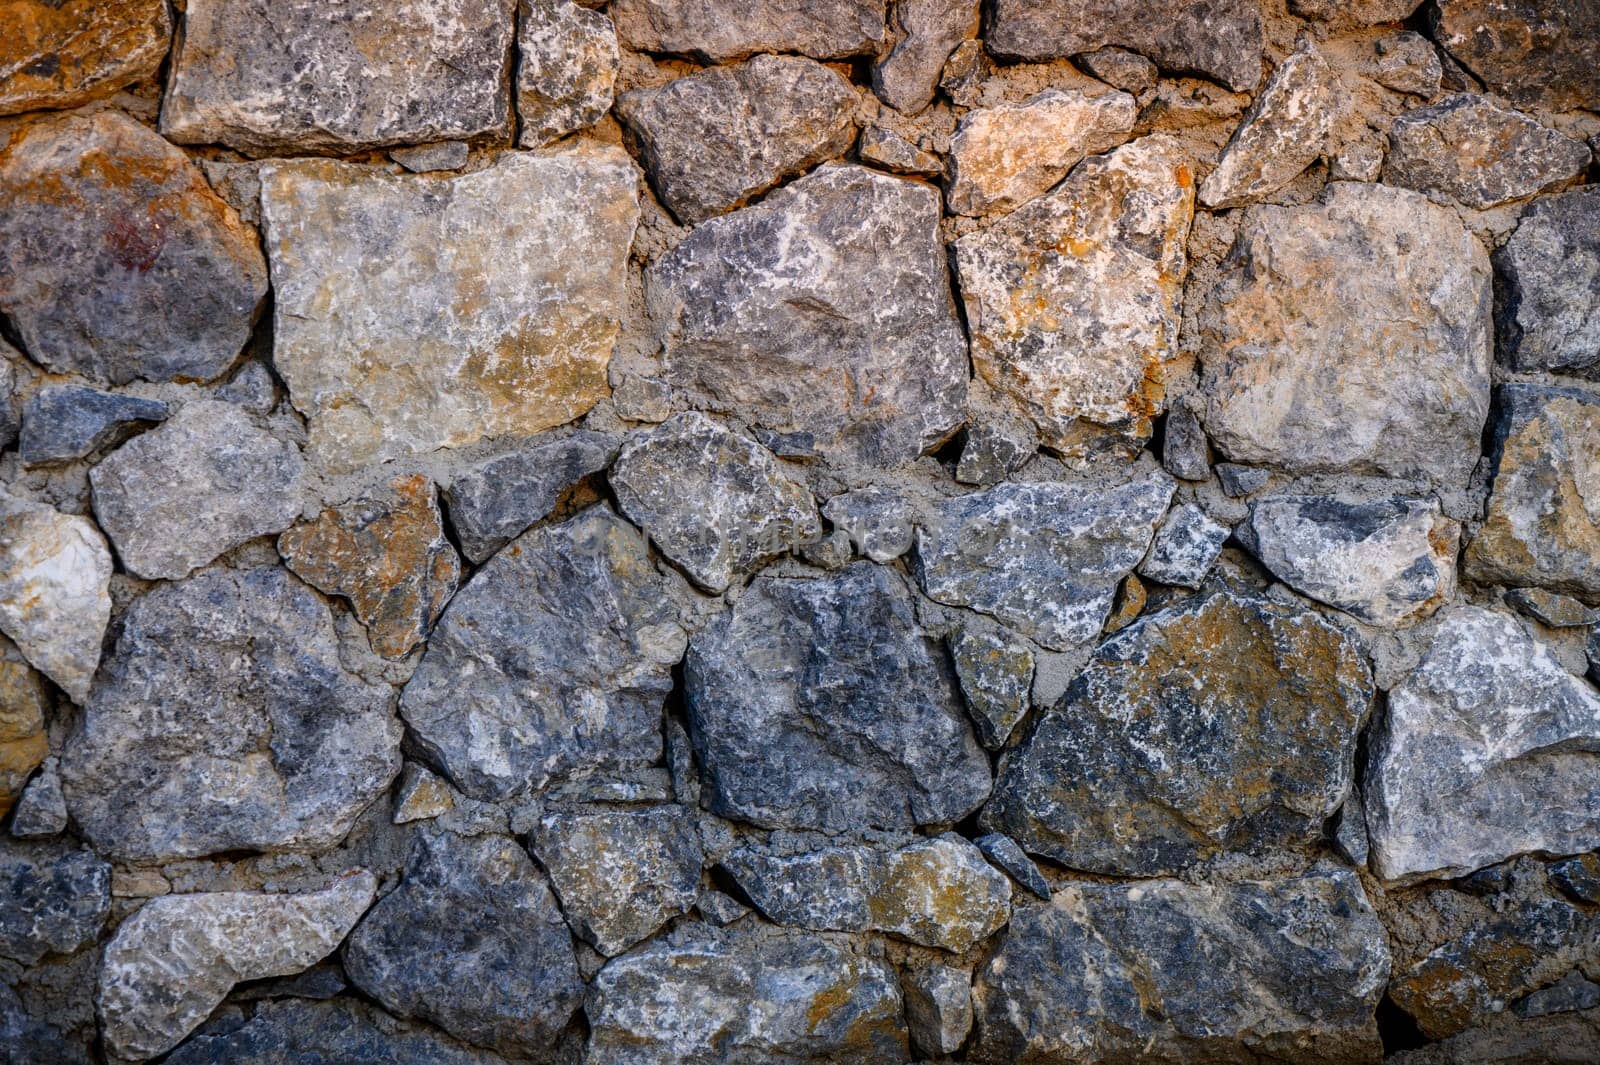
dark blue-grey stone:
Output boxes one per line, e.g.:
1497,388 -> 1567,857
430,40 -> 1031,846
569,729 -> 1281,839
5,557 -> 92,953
0,839 -> 110,966
18,385 -> 167,466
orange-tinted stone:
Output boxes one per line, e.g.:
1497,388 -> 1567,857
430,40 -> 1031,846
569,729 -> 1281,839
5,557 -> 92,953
0,0 -> 170,116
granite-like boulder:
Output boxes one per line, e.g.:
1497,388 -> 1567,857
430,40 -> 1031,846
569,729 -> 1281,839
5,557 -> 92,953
0,840 -> 110,966
88,400 -> 305,581
261,146 -> 638,471
610,412 -> 821,593
1200,46 -> 1333,209
954,136 -> 1193,462
985,591 -> 1372,876
615,55 -> 857,225
969,870 -> 1390,1064
516,0 -> 618,147
531,805 -> 702,956
686,563 -> 990,831
1366,606 -> 1600,883
98,872 -> 377,1060
1430,0 -> 1600,112
1385,95 -> 1589,210
0,497 -> 111,704
1495,187 -> 1600,376
651,164 -> 966,468
609,0 -> 886,62
986,0 -> 1264,92
1201,181 -> 1491,487
587,923 -> 907,1065
60,566 -> 401,862
913,473 -> 1175,650
949,625 -> 1034,749
0,637 -> 49,820
1139,502 -> 1229,589
401,505 -> 685,802
0,111 -> 266,385
18,386 -> 167,467
441,430 -> 617,563
0,0 -> 170,115
1242,494 -> 1460,626
345,831 -> 582,1057
161,0 -> 515,154
872,0 -> 979,114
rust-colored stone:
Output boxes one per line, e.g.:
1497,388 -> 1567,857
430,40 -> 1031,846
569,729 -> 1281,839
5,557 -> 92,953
0,634 -> 49,818
0,0 -> 171,115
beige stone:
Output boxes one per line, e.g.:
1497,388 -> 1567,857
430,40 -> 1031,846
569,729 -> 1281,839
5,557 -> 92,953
0,497 -> 112,704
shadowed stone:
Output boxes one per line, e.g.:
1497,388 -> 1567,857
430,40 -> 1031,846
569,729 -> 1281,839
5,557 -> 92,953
1430,0 -> 1600,112
1495,187 -> 1600,377
18,386 -> 167,467
609,0 -> 886,62
0,839 -> 110,967
0,0 -> 171,115
0,637 -> 48,821
905,963 -> 974,1058
0,497 -> 111,704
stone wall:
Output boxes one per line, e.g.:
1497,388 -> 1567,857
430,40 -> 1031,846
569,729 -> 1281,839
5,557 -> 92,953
1,1 -> 1598,1062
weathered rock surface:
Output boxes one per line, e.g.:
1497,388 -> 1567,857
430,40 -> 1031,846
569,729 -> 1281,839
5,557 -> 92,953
914,473 -> 1175,650
974,832 -> 1052,900
0,0 -> 171,114
1243,494 -> 1459,625
1201,181 -> 1491,486
0,497 -> 111,705
687,563 -> 990,831
1496,187 -> 1600,376
986,0 -> 1265,92
161,0 -> 515,154
956,422 -> 1035,486
1163,402 -> 1210,480
1291,0 -> 1422,26
587,923 -> 907,1065
261,146 -> 638,471
1430,0 -> 1600,112
1385,95 -> 1589,210
949,625 -> 1034,749
279,474 -> 460,658
401,506 -> 684,801
1200,46 -> 1333,209
18,386 -> 166,467
0,840 -> 109,966
954,136 -> 1194,461
985,591 -> 1372,875
616,55 -> 856,224
441,430 -> 617,563
0,981 -> 80,1065
0,637 -> 48,820
1367,606 -> 1600,883
1139,502 -> 1229,589
905,963 -> 973,1058
1371,31 -> 1443,96
1467,385 -> 1600,600
873,0 -> 978,113
345,831 -> 582,1057
609,0 -> 886,61
10,755 -> 66,838
98,872 -> 376,1060
392,763 -> 454,824
60,566 -> 401,862
651,164 -> 967,467
721,835 -> 1011,952
0,111 -> 267,385
946,89 -> 1136,217
89,400 -> 305,581
611,412 -> 820,592
389,141 -> 470,172
969,870 -> 1390,1064
516,0 -> 618,147
1509,587 -> 1596,629
856,125 -> 942,175
531,805 -> 701,956
821,487 -> 913,564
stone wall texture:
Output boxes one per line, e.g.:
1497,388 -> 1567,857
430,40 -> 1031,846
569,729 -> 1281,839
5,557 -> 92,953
0,2 -> 1597,1063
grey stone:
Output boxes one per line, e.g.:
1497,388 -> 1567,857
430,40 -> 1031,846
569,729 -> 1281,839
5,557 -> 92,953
346,831 -> 582,1057
956,422 -> 1035,485
98,872 -> 377,1060
609,0 -> 886,62
0,840 -> 109,966
800,529 -> 854,570
401,506 -> 685,802
516,0 -> 617,147
1371,31 -> 1443,96
616,55 -> 857,225
1430,0 -> 1600,112
664,718 -> 699,805
695,890 -> 749,927
954,136 -> 1193,463
904,963 -> 974,1058
987,0 -> 1264,92
873,0 -> 977,113
532,805 -> 702,956
686,562 -> 990,831
969,870 -> 1390,1064
60,566 -> 401,863
651,164 -> 967,468
974,832 -> 1051,900
822,487 -> 912,564
720,834 -> 1011,952
441,430 -> 618,563
587,923 -> 908,1065
985,591 -> 1372,876
0,357 -> 17,450
1201,182 -> 1491,487
388,141 -> 470,172
1517,972 -> 1600,1019
1216,462 -> 1269,497
0,111 -> 267,385
88,400 -> 305,581
612,412 -> 820,592
1495,187 -> 1600,377
1139,503 -> 1229,589
161,0 -> 516,154
10,757 -> 66,839
1078,47 -> 1158,94
913,473 -> 1175,650
1385,95 -> 1589,210
214,359 -> 277,412
1163,403 -> 1209,481
1334,792 -> 1371,868
1200,46 -> 1333,209
1366,606 -> 1600,883
392,763 -> 455,824
18,386 -> 167,467
940,38 -> 987,107
1508,588 -> 1597,629
1242,494 -> 1460,626
0,497 -> 112,704
261,145 -> 638,471
1550,854 -> 1600,905
949,625 -> 1034,749
0,981 -> 81,1065
856,125 -> 942,176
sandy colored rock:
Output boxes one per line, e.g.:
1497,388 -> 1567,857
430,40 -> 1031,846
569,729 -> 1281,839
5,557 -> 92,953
0,0 -> 171,115
609,0 -> 886,62
873,0 -> 979,113
1290,0 -> 1421,25
857,125 -> 942,176
1385,95 -> 1589,210
1200,46 -> 1333,209
516,0 -> 618,147
261,146 -> 638,471
1370,31 -> 1443,96
0,497 -> 111,705
1496,187 -> 1600,376
0,637 -> 48,820
1430,0 -> 1600,112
